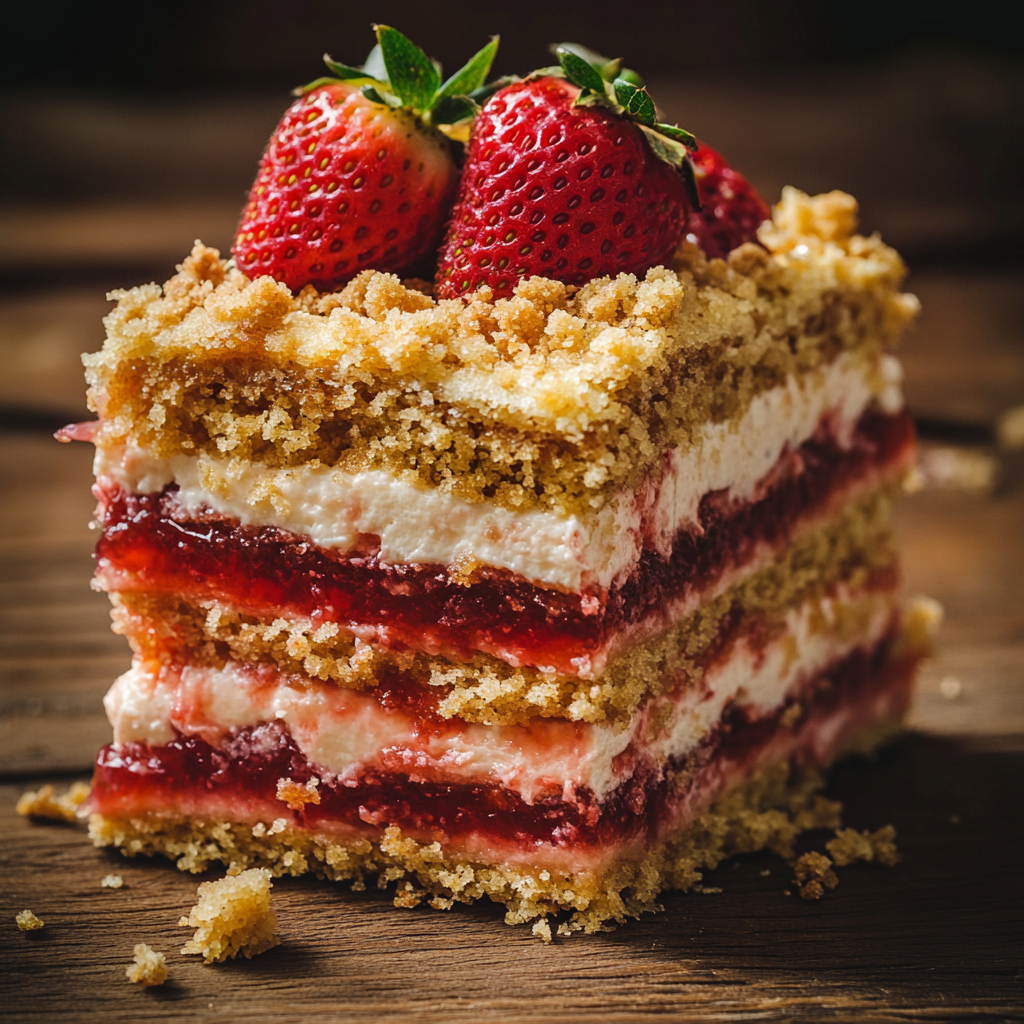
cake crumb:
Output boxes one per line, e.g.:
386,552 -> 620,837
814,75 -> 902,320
531,919 -> 553,944
760,869 -> 771,877
179,868 -> 279,963
101,874 -> 124,889
792,851 -> 838,900
556,923 -> 573,937
275,776 -> 320,811
16,781 -> 90,822
826,825 -> 900,867
126,943 -> 168,986
15,910 -> 44,931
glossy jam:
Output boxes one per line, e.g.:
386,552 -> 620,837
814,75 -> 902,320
96,409 -> 913,672
92,638 -> 915,851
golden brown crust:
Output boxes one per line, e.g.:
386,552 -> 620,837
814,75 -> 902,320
90,761 -> 846,934
111,487 -> 898,725
85,190 -> 917,517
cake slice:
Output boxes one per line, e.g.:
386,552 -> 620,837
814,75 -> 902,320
72,35 -> 935,932
81,182 -> 931,931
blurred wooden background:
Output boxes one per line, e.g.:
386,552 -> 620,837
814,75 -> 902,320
1,3 -> 1022,1020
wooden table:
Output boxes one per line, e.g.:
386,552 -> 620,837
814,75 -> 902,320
1,153 -> 1023,1020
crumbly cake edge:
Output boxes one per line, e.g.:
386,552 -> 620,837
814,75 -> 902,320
84,189 -> 919,518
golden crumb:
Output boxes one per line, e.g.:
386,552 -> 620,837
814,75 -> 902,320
16,781 -> 90,822
179,868 -> 280,963
792,851 -> 839,900
15,910 -> 44,931
101,874 -> 124,889
126,943 -> 168,986
275,776 -> 320,811
531,919 -> 553,943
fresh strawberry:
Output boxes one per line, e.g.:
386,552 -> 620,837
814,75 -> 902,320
684,142 -> 771,260
234,26 -> 499,293
435,47 -> 700,299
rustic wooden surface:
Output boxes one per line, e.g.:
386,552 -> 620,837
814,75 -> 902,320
1,77 -> 1023,1018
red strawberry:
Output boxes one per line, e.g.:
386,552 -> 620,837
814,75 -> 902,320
436,48 -> 699,299
234,27 -> 499,293
684,142 -> 771,260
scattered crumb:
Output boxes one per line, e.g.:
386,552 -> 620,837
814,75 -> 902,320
16,781 -> 90,822
179,868 -> 280,963
692,885 -> 723,894
939,676 -> 963,700
824,824 -> 900,868
275,776 -> 320,811
101,874 -> 124,889
760,869 -> 771,877
15,910 -> 44,931
531,919 -> 553,944
556,923 -> 573,937
783,890 -> 792,897
393,881 -> 425,909
950,814 -> 961,825
792,851 -> 838,900
126,943 -> 168,986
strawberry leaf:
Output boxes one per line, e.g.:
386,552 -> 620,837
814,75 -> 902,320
374,24 -> 439,111
624,86 -> 656,126
556,47 -> 607,95
436,36 -> 499,105
656,122 -> 698,152
432,95 -> 478,126
323,56 -> 374,81
639,125 -> 690,170
680,158 -> 703,211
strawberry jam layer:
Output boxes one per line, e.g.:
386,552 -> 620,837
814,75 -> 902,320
91,636 -> 915,856
95,408 -> 913,673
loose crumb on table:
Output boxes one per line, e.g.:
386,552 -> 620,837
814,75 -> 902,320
180,867 -> 280,963
15,910 -> 44,931
16,781 -> 91,822
126,943 -> 168,986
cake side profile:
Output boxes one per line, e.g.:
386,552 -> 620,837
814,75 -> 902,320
76,34 -> 934,934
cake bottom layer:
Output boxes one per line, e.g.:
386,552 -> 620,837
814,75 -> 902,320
89,760 -> 851,934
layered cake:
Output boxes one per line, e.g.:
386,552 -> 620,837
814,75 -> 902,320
75,33 -> 933,932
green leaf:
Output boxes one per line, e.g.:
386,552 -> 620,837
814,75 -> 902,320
556,47 -> 607,95
323,55 -> 375,81
613,78 -> 639,108
360,83 -> 400,108
656,122 -> 698,152
436,36 -> 499,104
432,95 -> 478,126
374,24 -> 440,110
625,87 -> 656,126
639,124 -> 689,169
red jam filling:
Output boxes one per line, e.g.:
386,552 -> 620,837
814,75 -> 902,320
95,409 -> 913,671
92,637 -> 915,851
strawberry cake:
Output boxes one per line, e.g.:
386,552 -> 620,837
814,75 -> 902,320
74,30 -> 934,932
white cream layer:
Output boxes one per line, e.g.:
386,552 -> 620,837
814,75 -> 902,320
105,587 -> 895,805
94,351 -> 902,593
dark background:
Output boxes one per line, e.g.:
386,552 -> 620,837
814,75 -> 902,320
2,0 -> 1023,259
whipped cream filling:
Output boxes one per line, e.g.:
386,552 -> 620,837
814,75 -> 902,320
105,587 -> 896,805
94,351 -> 902,592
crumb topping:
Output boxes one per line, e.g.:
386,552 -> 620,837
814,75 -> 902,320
15,910 -> 44,931
86,189 -> 917,516
126,943 -> 168,986
16,781 -> 90,822
792,850 -> 839,900
101,874 -> 124,888
179,867 -> 279,963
